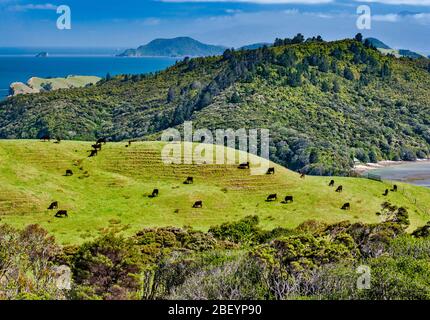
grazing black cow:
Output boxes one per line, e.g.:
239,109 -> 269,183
341,203 -> 351,210
383,189 -> 389,196
284,196 -> 294,203
96,137 -> 107,145
92,143 -> 102,151
266,167 -> 275,175
40,135 -> 50,142
184,177 -> 194,185
336,186 -> 343,193
88,150 -> 98,158
329,180 -> 335,187
300,173 -> 306,179
48,201 -> 58,210
238,162 -> 250,169
266,194 -> 277,202
55,210 -> 68,218
151,189 -> 159,198
54,138 -> 61,144
391,185 -> 398,192
65,169 -> 73,176
193,201 -> 203,208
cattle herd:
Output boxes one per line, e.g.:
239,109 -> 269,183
263,175 -> 399,212
40,137 -> 400,219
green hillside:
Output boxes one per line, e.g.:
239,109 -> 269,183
0,140 -> 429,245
1,36 -> 430,175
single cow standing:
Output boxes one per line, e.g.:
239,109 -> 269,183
266,168 -> 275,175
266,194 -> 277,202
89,150 -> 98,158
238,162 -> 250,169
92,143 -> 102,151
184,177 -> 194,185
336,186 -> 343,193
341,203 -> 351,210
329,180 -> 335,187
284,196 -> 294,203
193,201 -> 203,208
55,210 -> 68,218
48,201 -> 58,210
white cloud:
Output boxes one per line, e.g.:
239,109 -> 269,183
355,0 -> 430,6
373,13 -> 400,21
371,11 -> 430,24
160,0 -> 334,4
8,3 -> 57,12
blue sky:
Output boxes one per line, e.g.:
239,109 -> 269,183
0,0 -> 429,54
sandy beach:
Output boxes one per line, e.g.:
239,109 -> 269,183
353,159 -> 430,174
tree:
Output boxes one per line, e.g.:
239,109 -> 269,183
0,225 -> 64,300
105,73 -> 112,81
287,70 -> 302,87
229,92 -> 242,103
331,60 -> 338,73
321,81 -> 330,92
364,38 -> 374,49
318,57 -> 329,73
380,62 -> 392,78
167,87 -> 176,103
355,33 -> 363,43
223,49 -> 235,60
343,67 -> 355,80
333,80 -> 341,93
71,233 -> 143,300
292,33 -> 305,44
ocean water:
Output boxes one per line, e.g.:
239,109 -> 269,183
369,161 -> 430,188
0,48 -> 178,99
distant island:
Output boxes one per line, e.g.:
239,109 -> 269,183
118,37 -> 226,57
35,52 -> 49,58
9,75 -> 101,96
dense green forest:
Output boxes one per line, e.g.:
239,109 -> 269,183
1,34 -> 430,175
2,205 -> 430,300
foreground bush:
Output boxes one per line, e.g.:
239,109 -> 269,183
2,215 -> 430,300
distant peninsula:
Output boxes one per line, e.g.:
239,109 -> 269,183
366,38 -> 425,59
9,75 -> 101,97
118,37 -> 227,57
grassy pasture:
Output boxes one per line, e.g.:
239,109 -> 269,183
0,140 -> 429,245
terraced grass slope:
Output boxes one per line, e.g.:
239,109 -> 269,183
0,140 -> 429,245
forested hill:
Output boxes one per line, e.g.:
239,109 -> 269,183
1,36 -> 430,175
118,37 -> 226,57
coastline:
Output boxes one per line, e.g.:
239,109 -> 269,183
354,159 -> 430,175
